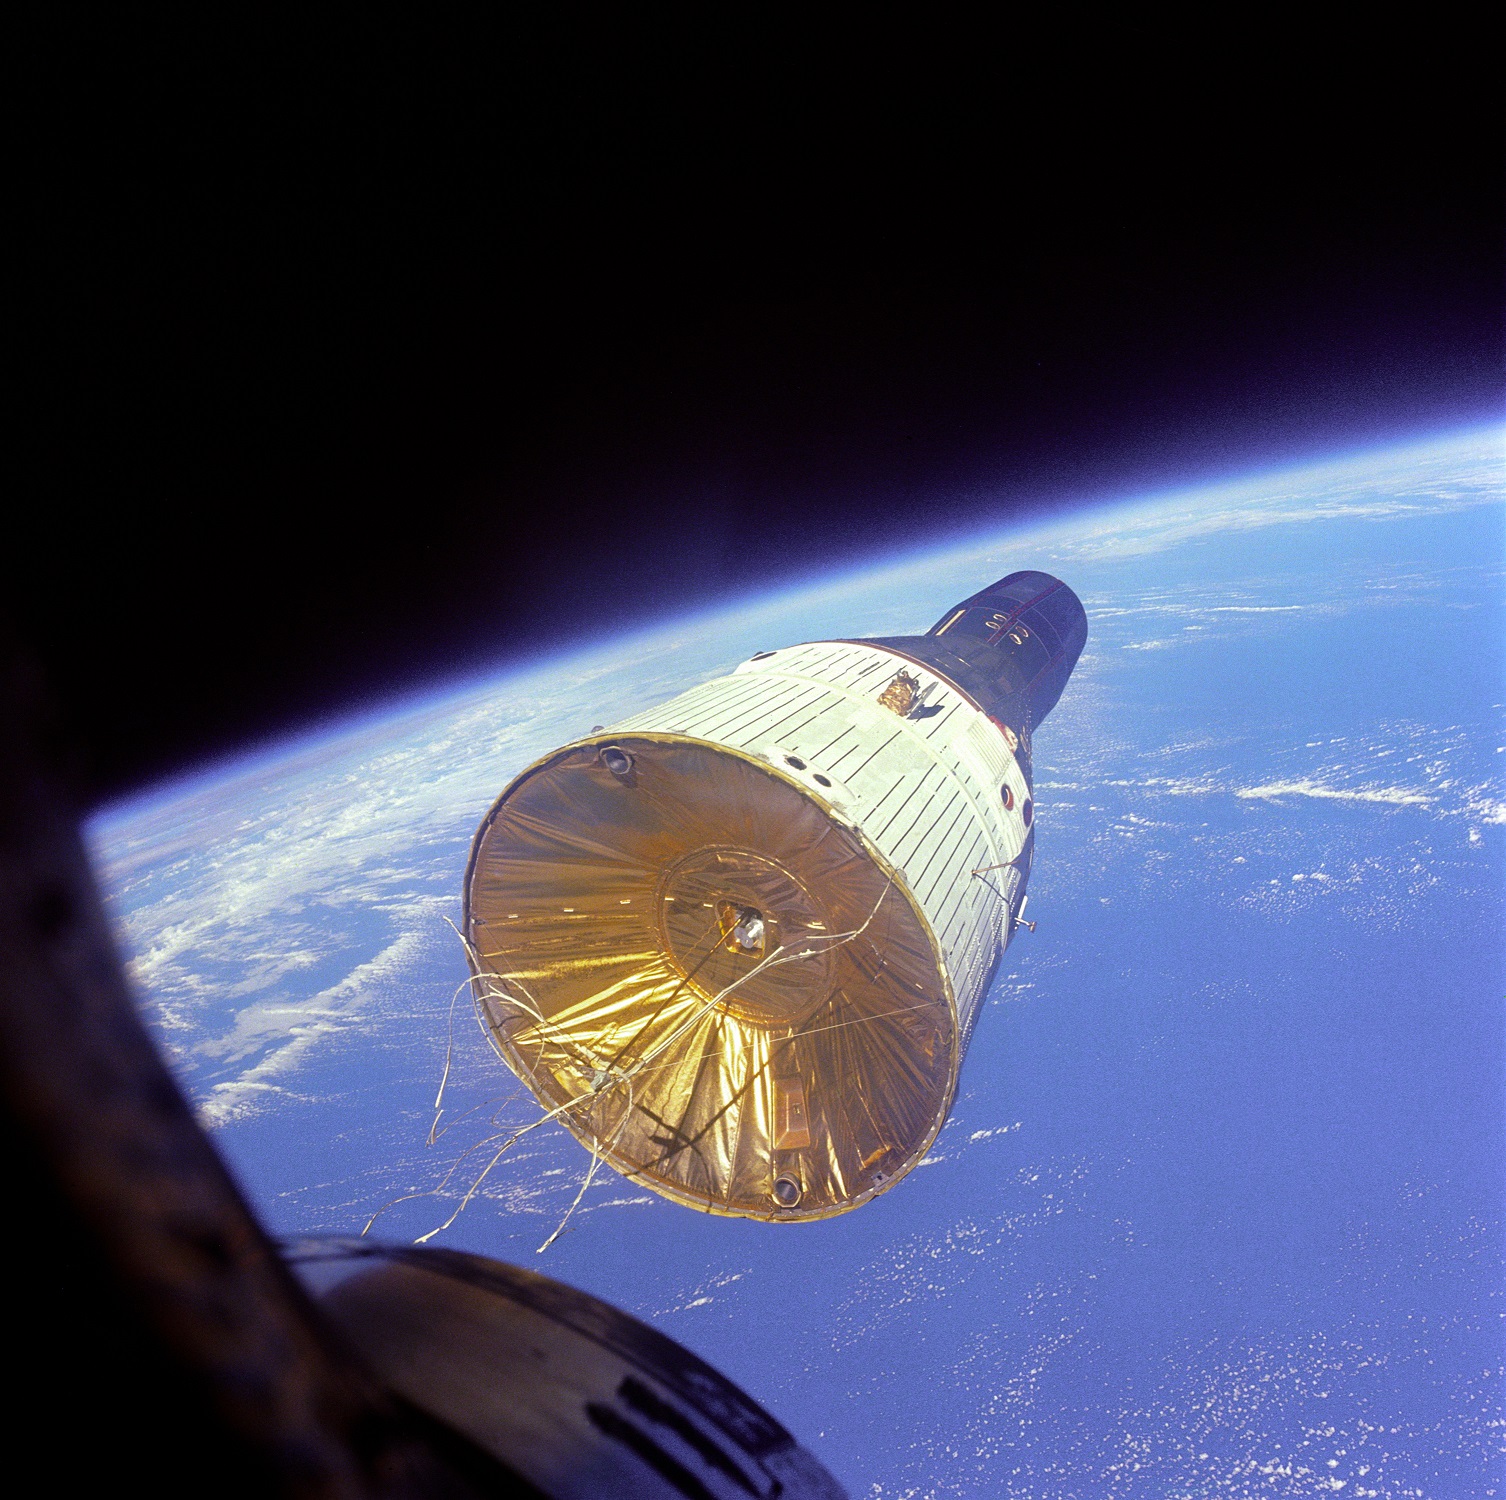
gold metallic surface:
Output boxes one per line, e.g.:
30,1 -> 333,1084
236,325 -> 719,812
463,735 -> 957,1221
876,670 -> 921,716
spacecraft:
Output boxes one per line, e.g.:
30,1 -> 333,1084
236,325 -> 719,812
290,1237 -> 846,1497
463,570 -> 1086,1221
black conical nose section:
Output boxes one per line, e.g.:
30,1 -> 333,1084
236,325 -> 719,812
861,572 -> 1087,736
928,571 -> 1088,724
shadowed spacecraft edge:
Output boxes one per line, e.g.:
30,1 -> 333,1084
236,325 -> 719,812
462,571 -> 1087,1222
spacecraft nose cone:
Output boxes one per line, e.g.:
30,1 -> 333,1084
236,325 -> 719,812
930,570 -> 1087,724
866,570 -> 1087,738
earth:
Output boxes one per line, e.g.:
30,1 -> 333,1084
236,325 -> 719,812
90,428 -> 1504,1498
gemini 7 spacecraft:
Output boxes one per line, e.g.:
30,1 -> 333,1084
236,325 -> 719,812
463,571 -> 1086,1222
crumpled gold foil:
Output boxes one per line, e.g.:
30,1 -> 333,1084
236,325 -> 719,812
463,735 -> 957,1220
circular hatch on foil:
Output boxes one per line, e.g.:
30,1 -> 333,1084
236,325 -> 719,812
657,846 -> 834,1027
463,734 -> 956,1221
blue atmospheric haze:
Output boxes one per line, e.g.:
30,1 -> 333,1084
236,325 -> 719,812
90,427 -> 1505,1498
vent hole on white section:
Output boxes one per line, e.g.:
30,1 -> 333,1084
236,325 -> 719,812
785,755 -> 807,771
813,774 -> 832,787
1002,785 -> 1015,810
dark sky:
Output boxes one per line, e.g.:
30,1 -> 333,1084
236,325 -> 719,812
11,18 -> 1502,801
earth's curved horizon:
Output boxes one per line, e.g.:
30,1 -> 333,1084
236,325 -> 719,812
92,426 -> 1504,1497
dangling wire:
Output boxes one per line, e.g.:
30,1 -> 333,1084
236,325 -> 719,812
379,881 -> 899,1250
427,971 -> 479,1145
409,1083 -> 612,1244
535,1077 -> 637,1254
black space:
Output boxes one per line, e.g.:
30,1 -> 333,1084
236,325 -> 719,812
10,18 -> 1502,803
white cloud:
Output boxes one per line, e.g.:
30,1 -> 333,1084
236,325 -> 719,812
198,925 -> 435,1126
1235,780 -> 1433,809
